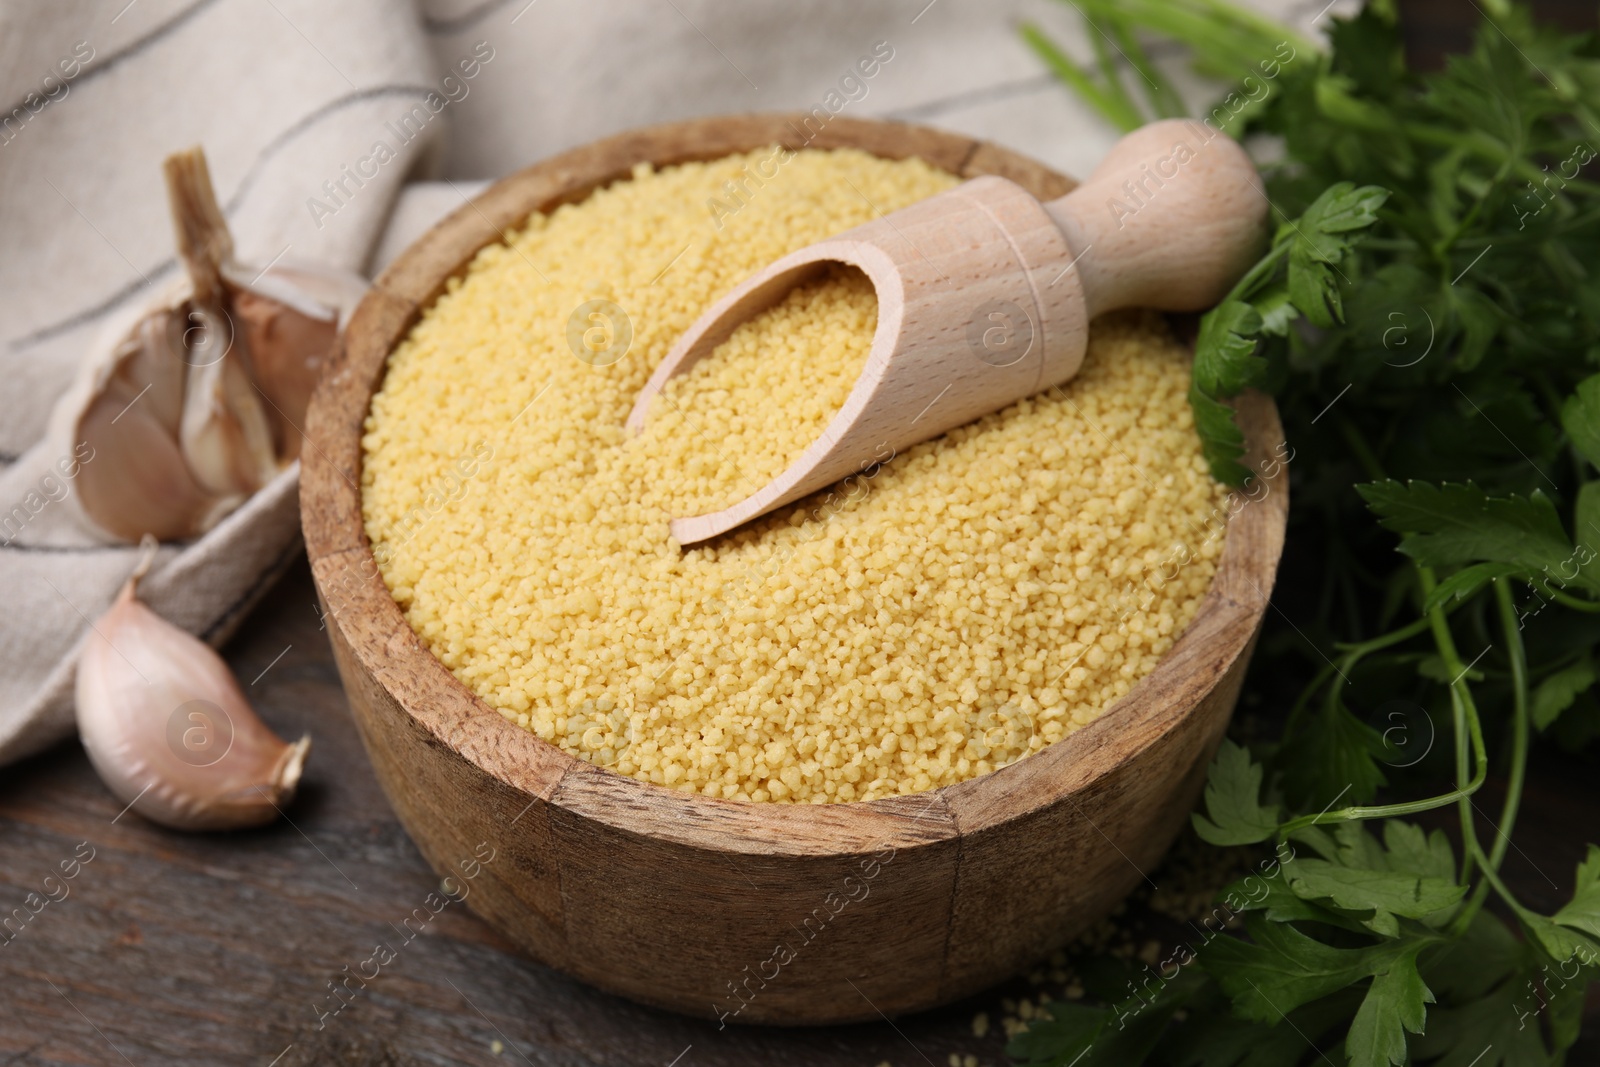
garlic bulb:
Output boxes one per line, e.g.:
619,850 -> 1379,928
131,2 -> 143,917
46,146 -> 367,543
76,540 -> 311,831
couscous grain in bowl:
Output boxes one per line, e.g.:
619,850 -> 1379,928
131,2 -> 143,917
360,146 -> 1229,803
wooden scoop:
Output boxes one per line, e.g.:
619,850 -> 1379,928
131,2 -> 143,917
627,119 -> 1267,545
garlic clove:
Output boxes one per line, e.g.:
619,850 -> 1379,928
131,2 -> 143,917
51,306 -> 236,543
76,542 -> 311,831
222,262 -> 369,461
224,280 -> 334,461
177,308 -> 280,497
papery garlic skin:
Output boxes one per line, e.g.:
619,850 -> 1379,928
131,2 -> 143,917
50,303 -> 234,543
76,558 -> 310,831
222,261 -> 366,462
42,146 -> 367,545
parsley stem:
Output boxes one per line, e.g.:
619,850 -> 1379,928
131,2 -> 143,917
1276,779 -> 1486,834
1418,567 -> 1491,887
1458,827 -> 1529,924
1281,661 -> 1337,741
1488,579 -> 1530,874
1450,579 -> 1534,936
1434,129 -> 1524,259
1224,240 -> 1290,304
1095,5 -> 1188,119
1336,418 -> 1387,483
1282,615 -> 1437,741
1021,24 -> 1143,132
1399,121 -> 1600,199
1275,578 -> 1488,837
1331,615 -> 1435,657
1082,7 -> 1148,130
1454,205 -> 1600,247
1080,0 -> 1315,83
1541,586 -> 1600,613
1277,571 -> 1494,866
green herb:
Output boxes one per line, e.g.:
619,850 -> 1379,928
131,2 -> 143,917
1017,2 -> 1600,1063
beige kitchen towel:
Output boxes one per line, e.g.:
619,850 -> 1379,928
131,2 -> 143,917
0,0 -> 1343,766
0,0 -> 441,763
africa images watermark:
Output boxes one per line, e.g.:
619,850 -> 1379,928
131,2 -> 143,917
1103,40 -> 1297,231
306,41 -> 497,230
712,840 -> 898,1027
314,440 -> 495,631
311,840 -> 497,1029
1514,139 -> 1595,231
1,842 -> 97,949
1,40 -> 95,148
705,40 -> 896,229
1113,840 -> 1298,1030
559,440 -> 904,773
1,441 -> 97,547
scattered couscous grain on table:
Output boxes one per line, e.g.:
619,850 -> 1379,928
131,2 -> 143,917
360,147 -> 1229,804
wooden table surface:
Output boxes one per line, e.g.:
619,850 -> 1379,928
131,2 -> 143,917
3,556 -> 1597,1066
1,558 -> 1015,1067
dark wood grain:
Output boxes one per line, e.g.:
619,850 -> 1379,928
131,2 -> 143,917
0,560 -> 1010,1067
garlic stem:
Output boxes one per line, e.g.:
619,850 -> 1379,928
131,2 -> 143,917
163,148 -> 233,308
76,538 -> 311,831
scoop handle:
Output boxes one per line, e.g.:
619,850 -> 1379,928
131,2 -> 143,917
1044,118 -> 1268,318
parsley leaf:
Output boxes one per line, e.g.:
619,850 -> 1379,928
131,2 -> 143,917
1252,286 -> 1299,337
1192,301 -> 1265,397
1346,945 -> 1433,1067
1564,375 -> 1600,471
1576,482 -> 1600,583
1532,657 -> 1597,731
1222,867 -> 1367,931
1277,821 -> 1462,937
1189,300 -> 1267,486
1192,740 -> 1279,845
1285,182 -> 1389,328
1520,912 -> 1600,975
1420,910 -> 1526,1002
1283,861 -> 1464,938
1410,976 -> 1555,1067
1421,562 -> 1527,614
1274,701 -> 1387,809
1006,1002 -> 1104,1067
1186,187 -> 1385,486
1201,915 -> 1412,1021
1381,820 -> 1456,885
1552,845 -> 1600,945
1189,385 -> 1252,487
1164,992 -> 1357,1067
1008,969 -> 1201,1067
1358,481 -> 1592,591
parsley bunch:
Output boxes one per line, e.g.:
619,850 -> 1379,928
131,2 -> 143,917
1017,2 -> 1600,1064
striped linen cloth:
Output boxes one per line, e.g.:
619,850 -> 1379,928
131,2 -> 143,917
0,0 -> 1337,764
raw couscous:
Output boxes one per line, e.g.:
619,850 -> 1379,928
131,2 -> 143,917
360,147 -> 1229,804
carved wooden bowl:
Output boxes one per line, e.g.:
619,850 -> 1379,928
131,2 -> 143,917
301,114 -> 1287,1026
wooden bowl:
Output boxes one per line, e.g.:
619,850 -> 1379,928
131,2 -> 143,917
301,114 -> 1288,1026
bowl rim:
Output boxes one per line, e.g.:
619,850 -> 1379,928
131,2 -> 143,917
301,112 -> 1287,862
